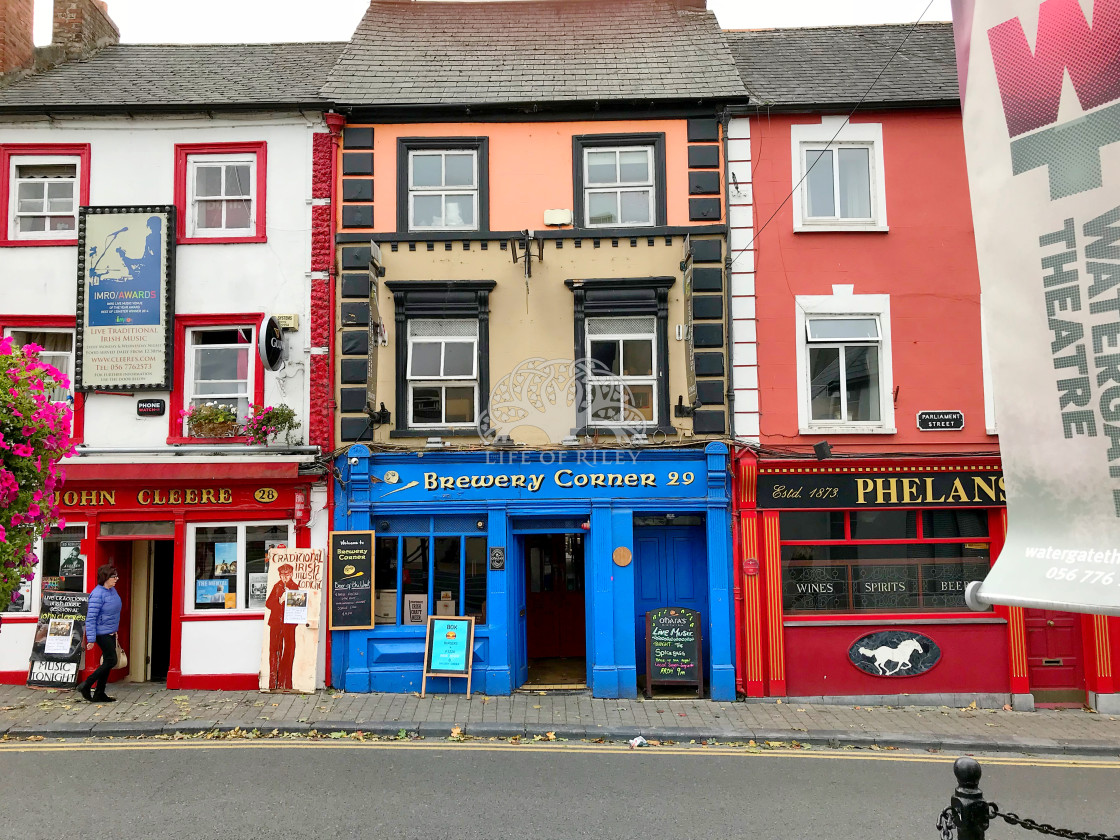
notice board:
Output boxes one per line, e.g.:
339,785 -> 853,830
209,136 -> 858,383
645,607 -> 703,698
328,530 -> 375,630
421,615 -> 475,697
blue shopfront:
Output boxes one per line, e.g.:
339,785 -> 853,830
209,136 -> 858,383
331,443 -> 735,700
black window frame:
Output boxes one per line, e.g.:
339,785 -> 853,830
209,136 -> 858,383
397,137 -> 490,234
386,280 -> 496,438
572,133 -> 667,231
565,276 -> 675,436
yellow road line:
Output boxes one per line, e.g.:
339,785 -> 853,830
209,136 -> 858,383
0,738 -> 1116,768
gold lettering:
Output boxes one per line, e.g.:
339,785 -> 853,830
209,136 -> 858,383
137,489 -> 151,505
438,477 -> 454,490
201,489 -> 216,504
590,475 -> 606,487
62,490 -> 78,506
218,488 -> 232,503
494,475 -> 509,488
424,473 -> 437,490
456,476 -> 471,489
946,478 -> 970,503
924,477 -> 947,503
901,478 -> 921,504
640,474 -> 656,487
154,489 -> 167,504
527,475 -> 544,493
608,475 -> 624,487
972,476 -> 999,503
80,490 -> 97,506
875,479 -> 899,505
574,474 -> 589,487
998,476 -> 1006,501
169,489 -> 182,505
855,478 -> 874,504
100,491 -> 116,505
185,488 -> 199,504
624,474 -> 638,487
511,475 -> 527,488
554,470 -> 573,488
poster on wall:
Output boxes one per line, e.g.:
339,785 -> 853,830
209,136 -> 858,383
27,591 -> 90,688
75,205 -> 175,391
949,0 -> 1120,615
259,547 -> 324,693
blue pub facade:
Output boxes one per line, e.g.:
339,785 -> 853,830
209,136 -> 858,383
331,443 -> 735,700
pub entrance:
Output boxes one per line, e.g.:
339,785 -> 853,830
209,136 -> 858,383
520,532 -> 587,689
1025,608 -> 1086,706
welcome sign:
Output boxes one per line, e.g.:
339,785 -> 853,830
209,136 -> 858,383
951,0 -> 1120,614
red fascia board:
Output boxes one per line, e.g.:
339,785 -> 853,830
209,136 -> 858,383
61,460 -> 302,482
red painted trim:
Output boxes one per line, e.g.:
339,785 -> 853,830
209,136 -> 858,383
0,143 -> 91,247
167,313 -> 265,443
63,461 -> 301,482
0,614 -> 36,623
0,670 -> 30,685
178,673 -> 259,691
166,518 -> 186,689
0,314 -> 86,444
785,612 -> 999,624
173,141 -> 267,244
182,612 -> 264,622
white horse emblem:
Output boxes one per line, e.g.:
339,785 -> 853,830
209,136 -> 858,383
858,639 -> 923,675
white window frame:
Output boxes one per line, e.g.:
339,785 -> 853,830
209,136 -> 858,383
791,117 -> 887,233
795,289 -> 895,434
3,524 -> 89,617
407,149 -> 479,232
582,145 -> 656,228
4,327 -> 74,406
8,154 -> 81,241
585,316 -> 658,427
183,325 -> 256,429
185,152 -> 257,238
185,521 -> 294,614
406,319 -> 479,428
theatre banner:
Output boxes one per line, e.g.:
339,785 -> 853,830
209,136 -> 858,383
951,0 -> 1120,614
76,206 -> 175,390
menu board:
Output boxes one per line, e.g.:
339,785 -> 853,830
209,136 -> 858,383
328,531 -> 375,630
27,591 -> 90,688
421,615 -> 475,697
644,607 -> 703,698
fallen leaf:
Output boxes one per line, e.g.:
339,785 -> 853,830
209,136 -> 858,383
1002,704 -> 1013,711
647,739 -> 660,746
544,732 -> 556,741
533,705 -> 542,709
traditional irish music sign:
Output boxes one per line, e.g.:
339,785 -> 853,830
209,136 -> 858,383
644,607 -> 703,699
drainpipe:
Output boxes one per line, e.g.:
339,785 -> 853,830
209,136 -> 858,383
721,107 -> 736,439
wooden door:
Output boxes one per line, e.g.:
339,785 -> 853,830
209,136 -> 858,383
634,526 -> 707,674
1024,608 -> 1085,697
525,534 -> 586,659
101,542 -> 133,685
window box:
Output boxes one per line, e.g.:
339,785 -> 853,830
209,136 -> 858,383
174,142 -> 267,243
397,138 -> 488,233
0,144 -> 91,246
573,133 -> 666,230
790,119 -> 887,232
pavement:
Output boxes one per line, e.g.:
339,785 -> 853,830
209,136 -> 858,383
3,683 -> 1120,756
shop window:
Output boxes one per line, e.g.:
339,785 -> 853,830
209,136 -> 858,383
567,276 -> 675,434
779,509 -> 991,615
387,281 -> 495,437
185,325 -> 255,426
795,291 -> 895,434
187,522 -> 292,612
790,118 -> 887,232
397,138 -> 488,233
4,526 -> 87,615
373,526 -> 487,626
174,142 -> 267,243
4,328 -> 76,435
573,133 -> 666,230
407,318 -> 478,427
1,143 -> 91,246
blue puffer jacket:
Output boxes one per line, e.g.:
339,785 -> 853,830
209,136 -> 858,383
85,585 -> 122,642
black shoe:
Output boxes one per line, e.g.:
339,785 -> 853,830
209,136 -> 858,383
91,693 -> 115,703
76,682 -> 93,702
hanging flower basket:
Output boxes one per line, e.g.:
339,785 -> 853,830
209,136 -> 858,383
188,418 -> 239,438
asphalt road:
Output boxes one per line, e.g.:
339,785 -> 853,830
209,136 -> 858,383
1,740 -> 1117,840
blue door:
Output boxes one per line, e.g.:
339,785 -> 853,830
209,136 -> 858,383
634,525 -> 708,676
512,535 -> 529,688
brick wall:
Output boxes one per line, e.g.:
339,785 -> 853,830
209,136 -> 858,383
0,0 -> 34,76
52,0 -> 119,60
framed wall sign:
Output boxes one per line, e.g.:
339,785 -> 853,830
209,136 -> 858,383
917,410 -> 965,431
421,615 -> 475,697
76,206 -> 176,390
328,530 -> 375,630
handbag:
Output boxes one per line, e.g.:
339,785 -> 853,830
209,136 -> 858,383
101,636 -> 128,670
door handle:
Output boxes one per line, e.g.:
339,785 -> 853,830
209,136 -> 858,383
1047,620 -> 1055,627
520,609 -> 526,617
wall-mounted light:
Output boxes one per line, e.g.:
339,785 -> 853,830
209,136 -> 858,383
813,440 -> 833,460
509,229 -> 544,280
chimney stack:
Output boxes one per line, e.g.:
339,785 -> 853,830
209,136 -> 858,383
52,0 -> 119,61
0,0 -> 35,76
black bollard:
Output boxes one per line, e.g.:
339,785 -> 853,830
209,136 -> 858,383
950,757 -> 990,840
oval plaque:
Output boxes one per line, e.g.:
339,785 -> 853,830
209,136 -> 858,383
848,630 -> 941,677
612,546 -> 632,567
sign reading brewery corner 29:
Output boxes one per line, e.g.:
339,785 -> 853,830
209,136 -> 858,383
76,206 -> 175,391
758,467 -> 1004,509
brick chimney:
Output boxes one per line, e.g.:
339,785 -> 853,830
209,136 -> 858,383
53,0 -> 119,61
0,0 -> 35,75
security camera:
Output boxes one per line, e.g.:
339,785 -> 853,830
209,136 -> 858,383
347,457 -> 359,466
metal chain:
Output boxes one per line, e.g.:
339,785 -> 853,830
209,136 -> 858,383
989,802 -> 1120,840
937,806 -> 958,840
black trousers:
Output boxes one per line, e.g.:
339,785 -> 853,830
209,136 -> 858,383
85,634 -> 117,695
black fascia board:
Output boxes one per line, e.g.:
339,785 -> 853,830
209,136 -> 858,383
340,96 -> 751,124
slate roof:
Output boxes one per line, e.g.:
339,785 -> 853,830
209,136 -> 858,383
322,0 -> 748,106
0,42 -> 346,111
725,23 -> 958,108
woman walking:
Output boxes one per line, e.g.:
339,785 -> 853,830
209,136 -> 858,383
75,565 -> 122,703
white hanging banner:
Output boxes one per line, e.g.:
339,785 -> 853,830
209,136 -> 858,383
951,0 -> 1120,615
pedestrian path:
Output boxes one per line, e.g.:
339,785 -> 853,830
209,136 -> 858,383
1,683 -> 1119,755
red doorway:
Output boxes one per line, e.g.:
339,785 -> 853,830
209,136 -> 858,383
525,533 -> 586,666
84,542 -> 133,685
1024,608 -> 1086,705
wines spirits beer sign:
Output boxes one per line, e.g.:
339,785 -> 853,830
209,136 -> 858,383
951,0 -> 1120,614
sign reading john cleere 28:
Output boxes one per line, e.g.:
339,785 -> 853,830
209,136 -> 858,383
848,630 -> 941,678
362,452 -> 710,502
758,469 -> 1003,509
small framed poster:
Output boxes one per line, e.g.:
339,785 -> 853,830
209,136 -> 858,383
421,615 -> 475,697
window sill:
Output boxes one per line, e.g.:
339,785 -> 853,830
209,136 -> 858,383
178,233 -> 267,245
389,427 -> 481,439
784,615 -> 1004,627
577,423 -> 676,437
793,223 -> 889,233
168,435 -> 253,445
0,613 -> 37,622
0,236 -> 79,247
799,425 -> 896,435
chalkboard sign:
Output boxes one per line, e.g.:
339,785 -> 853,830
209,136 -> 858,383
328,530 -> 375,630
421,615 -> 475,697
645,607 -> 703,699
